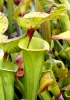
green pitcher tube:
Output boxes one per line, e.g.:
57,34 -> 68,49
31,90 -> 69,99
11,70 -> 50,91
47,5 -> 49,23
0,61 -> 18,100
0,76 -> 5,100
1,70 -> 14,100
18,37 -> 49,100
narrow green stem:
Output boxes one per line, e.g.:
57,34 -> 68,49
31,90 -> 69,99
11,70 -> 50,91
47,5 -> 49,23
55,40 -> 63,50
7,0 -> 13,38
15,78 -> 24,96
40,21 -> 51,43
14,93 -> 20,100
34,0 -> 51,43
49,40 -> 54,60
0,0 -> 4,11
14,21 -> 20,36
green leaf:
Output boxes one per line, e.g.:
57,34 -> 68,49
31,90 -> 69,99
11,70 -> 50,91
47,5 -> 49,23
17,12 -> 49,29
50,30 -> 70,41
47,4 -> 67,20
0,35 -> 8,42
13,0 -> 31,20
0,36 -> 26,53
17,5 -> 67,29
0,12 -> 8,34
0,61 -> 18,72
37,72 -> 55,94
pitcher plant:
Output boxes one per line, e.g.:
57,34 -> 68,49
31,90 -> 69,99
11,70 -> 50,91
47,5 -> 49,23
0,3 -> 69,100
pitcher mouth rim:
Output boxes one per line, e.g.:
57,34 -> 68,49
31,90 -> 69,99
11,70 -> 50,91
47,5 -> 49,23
18,37 -> 49,51
21,48 -> 49,52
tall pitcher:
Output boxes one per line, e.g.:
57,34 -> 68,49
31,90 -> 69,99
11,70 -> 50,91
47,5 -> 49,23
18,37 -> 49,100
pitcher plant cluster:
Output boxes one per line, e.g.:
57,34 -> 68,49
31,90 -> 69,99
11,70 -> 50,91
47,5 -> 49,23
0,0 -> 70,100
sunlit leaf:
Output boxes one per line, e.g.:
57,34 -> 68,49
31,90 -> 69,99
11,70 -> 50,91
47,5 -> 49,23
0,12 -> 8,34
38,0 -> 67,19
50,30 -> 70,41
17,12 -> 49,29
17,5 -> 67,29
0,36 -> 26,53
13,0 -> 31,20
47,4 -> 67,20
0,35 -> 8,42
37,72 -> 55,94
